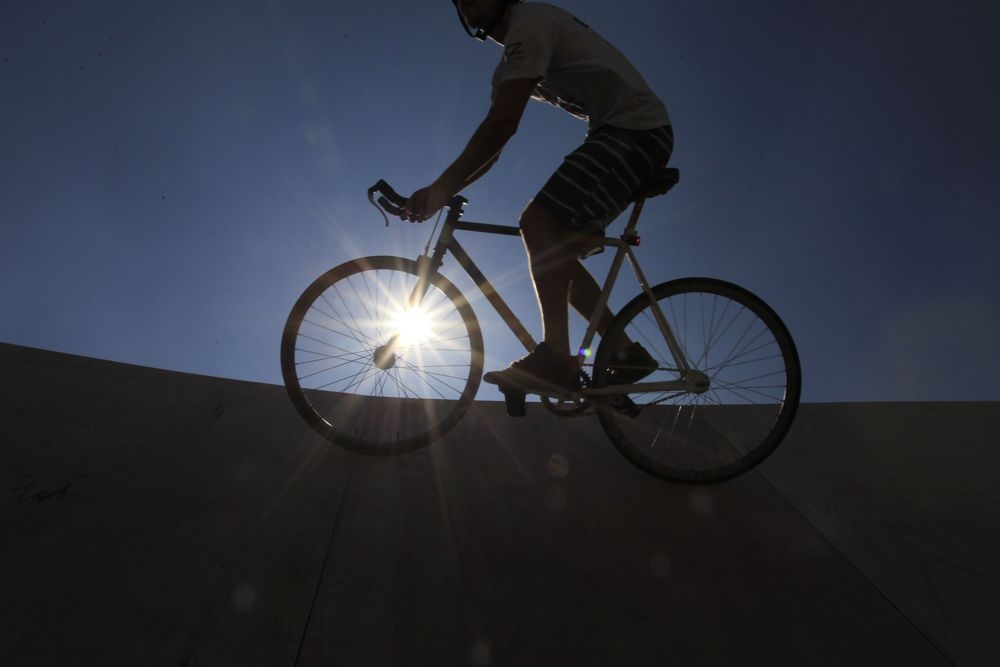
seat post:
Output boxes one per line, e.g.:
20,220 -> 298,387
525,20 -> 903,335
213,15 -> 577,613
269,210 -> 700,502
623,198 -> 646,235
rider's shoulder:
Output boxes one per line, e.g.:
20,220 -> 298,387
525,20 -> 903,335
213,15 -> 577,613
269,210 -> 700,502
518,2 -> 573,17
508,2 -> 577,42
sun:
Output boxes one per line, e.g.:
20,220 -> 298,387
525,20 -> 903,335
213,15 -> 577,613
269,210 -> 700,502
391,305 -> 434,346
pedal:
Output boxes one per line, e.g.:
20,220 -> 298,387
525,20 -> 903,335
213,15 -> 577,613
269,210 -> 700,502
499,384 -> 527,417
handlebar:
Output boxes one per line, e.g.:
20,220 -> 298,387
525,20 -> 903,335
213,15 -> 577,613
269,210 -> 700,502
367,179 -> 410,226
367,180 -> 468,227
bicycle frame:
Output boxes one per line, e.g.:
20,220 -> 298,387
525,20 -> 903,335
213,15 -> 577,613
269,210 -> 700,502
286,174 -> 798,474
406,195 -> 705,398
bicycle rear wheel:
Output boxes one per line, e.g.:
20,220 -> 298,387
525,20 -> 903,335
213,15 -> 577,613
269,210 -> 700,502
281,256 -> 483,454
593,278 -> 800,483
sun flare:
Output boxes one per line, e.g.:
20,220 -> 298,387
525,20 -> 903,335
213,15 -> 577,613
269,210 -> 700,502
391,305 -> 434,346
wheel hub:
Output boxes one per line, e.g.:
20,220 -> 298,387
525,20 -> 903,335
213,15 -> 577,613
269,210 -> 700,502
373,339 -> 397,370
685,370 -> 711,394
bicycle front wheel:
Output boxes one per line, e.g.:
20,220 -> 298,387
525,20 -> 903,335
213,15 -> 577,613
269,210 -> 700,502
593,278 -> 800,483
281,256 -> 484,454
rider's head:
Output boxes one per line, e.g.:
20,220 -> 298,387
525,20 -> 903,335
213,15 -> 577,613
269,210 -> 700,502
451,0 -> 521,41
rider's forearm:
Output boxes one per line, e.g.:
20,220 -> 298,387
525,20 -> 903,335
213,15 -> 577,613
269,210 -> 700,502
436,115 -> 517,195
461,152 -> 500,190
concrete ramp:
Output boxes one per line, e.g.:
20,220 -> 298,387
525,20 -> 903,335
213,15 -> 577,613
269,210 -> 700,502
1,343 -> 997,665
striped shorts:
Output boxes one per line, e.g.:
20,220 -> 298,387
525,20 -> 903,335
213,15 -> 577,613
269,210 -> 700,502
533,124 -> 674,231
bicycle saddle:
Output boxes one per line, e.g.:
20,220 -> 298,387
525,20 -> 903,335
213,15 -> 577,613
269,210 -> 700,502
635,167 -> 680,200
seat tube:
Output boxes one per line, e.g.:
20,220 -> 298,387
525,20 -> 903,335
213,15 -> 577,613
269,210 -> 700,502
578,244 -> 629,359
623,199 -> 645,235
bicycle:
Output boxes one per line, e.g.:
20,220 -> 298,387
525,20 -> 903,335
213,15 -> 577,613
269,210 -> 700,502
280,167 -> 801,483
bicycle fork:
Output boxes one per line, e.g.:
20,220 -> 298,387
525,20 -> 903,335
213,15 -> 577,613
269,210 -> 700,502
373,255 -> 440,372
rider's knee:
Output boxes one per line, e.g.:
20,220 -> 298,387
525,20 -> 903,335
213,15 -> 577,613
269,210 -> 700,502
519,201 -> 562,245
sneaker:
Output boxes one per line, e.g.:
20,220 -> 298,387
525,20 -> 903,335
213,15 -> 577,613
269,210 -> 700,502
607,341 -> 657,385
483,342 -> 580,395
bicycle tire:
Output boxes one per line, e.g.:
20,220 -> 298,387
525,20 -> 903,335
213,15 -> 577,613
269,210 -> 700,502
281,256 -> 484,454
593,278 -> 800,484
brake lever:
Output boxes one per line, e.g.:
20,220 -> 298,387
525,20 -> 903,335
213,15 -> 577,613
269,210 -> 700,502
367,180 -> 412,226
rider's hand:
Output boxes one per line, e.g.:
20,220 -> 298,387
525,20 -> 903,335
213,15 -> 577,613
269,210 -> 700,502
403,182 -> 451,222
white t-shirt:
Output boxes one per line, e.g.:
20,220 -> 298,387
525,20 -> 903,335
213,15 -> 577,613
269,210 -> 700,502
492,2 -> 671,132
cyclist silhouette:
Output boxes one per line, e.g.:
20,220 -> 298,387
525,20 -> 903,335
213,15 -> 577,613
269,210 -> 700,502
404,0 -> 673,396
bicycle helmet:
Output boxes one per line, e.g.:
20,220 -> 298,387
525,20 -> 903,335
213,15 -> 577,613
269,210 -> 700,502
451,0 -> 522,41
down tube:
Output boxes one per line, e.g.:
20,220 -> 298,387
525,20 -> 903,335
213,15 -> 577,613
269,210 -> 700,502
447,238 -> 537,353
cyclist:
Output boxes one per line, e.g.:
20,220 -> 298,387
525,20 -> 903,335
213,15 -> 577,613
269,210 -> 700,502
404,0 -> 672,396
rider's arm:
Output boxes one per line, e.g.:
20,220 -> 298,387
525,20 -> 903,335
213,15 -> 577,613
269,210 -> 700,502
403,78 -> 539,220
405,77 -> 540,219
437,76 -> 540,194
460,151 -> 501,190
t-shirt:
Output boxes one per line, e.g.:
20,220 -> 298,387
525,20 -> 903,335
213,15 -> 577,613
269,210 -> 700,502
491,2 -> 671,132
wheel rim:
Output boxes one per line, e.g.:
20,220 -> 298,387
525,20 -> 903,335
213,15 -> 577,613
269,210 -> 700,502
594,278 -> 800,483
282,257 -> 482,453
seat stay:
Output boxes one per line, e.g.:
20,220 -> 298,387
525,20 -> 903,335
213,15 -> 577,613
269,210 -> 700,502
622,245 -> 693,374
577,194 -> 692,378
578,238 -> 693,377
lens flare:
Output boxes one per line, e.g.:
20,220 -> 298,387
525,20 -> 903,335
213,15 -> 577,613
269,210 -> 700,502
392,305 -> 434,346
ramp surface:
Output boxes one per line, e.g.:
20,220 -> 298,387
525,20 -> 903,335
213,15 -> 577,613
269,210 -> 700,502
2,343 -> 997,665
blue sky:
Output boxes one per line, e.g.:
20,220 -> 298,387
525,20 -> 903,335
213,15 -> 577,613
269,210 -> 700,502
3,0 -> 998,402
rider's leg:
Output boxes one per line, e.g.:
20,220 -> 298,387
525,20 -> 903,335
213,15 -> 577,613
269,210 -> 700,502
567,260 -> 615,336
483,126 -> 675,394
519,201 -> 578,356
520,217 -> 631,352
480,202 -> 580,394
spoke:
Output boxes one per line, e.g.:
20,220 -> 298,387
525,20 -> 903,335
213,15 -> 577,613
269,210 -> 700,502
284,261 -> 487,451
709,377 -> 789,404
704,349 -> 784,374
395,358 -> 468,398
700,299 -> 744,370
592,282 -> 797,482
641,390 -> 690,407
710,367 -> 788,390
712,319 -> 770,372
294,342 -> 370,365
299,273 -> 474,400
325,287 -> 374,348
296,356 -> 371,384
300,318 -> 372,353
344,272 -> 379,345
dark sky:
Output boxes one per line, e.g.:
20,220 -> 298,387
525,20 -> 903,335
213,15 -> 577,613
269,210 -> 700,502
3,0 -> 998,401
